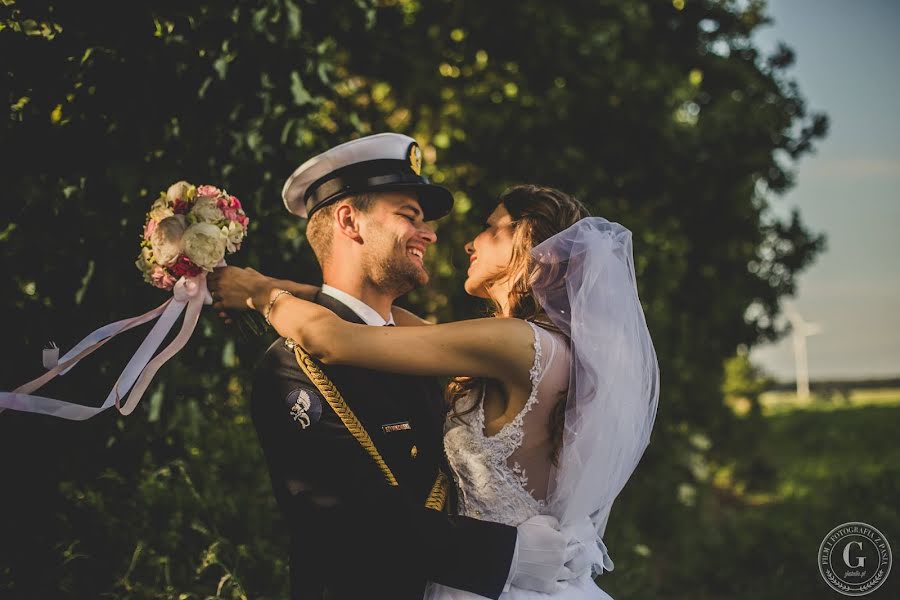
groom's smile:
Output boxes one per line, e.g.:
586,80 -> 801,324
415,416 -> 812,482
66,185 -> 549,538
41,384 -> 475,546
407,245 -> 425,265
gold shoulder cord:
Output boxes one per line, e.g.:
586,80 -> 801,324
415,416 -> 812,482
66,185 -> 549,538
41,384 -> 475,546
425,471 -> 449,511
290,341 -> 447,510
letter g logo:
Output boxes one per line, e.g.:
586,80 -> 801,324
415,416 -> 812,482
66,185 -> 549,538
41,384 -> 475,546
843,541 -> 865,568
819,521 -> 891,595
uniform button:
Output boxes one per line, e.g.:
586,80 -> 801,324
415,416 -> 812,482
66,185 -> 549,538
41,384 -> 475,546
410,445 -> 418,458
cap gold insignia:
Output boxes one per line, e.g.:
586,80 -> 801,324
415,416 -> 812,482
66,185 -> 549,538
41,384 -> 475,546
409,143 -> 422,176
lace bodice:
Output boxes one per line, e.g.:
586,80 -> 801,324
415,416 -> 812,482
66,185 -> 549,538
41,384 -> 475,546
443,322 -> 570,527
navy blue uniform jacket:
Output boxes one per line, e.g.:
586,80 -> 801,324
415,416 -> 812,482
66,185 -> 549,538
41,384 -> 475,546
251,292 -> 517,599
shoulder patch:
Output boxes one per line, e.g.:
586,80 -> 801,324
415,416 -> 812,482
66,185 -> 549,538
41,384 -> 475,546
284,384 -> 323,430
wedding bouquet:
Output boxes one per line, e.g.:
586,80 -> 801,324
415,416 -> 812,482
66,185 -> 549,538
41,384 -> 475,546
136,181 -> 249,290
0,180 -> 250,420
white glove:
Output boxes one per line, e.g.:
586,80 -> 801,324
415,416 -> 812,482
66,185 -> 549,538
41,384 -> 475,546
510,515 -> 576,593
562,516 -> 597,579
561,516 -> 615,579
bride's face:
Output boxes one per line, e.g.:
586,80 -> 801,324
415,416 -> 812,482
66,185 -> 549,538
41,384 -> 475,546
464,203 -> 516,298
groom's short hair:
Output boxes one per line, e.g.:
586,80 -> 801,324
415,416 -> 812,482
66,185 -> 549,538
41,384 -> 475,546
306,192 -> 375,266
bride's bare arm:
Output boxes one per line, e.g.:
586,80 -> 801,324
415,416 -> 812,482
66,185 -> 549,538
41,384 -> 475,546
267,278 -> 319,302
209,268 -> 430,327
208,267 -> 319,313
275,279 -> 431,327
256,285 -> 534,387
391,305 -> 433,327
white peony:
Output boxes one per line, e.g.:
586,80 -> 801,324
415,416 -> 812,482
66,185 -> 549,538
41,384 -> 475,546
190,196 -> 225,224
150,214 -> 187,266
183,222 -> 227,270
149,195 -> 174,222
221,220 -> 245,253
166,180 -> 194,204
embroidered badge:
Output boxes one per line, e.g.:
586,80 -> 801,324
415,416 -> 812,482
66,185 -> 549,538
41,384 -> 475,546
408,142 -> 422,175
382,421 -> 412,433
285,385 -> 323,430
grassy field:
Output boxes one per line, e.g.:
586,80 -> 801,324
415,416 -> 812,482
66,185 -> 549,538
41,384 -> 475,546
602,389 -> 900,599
708,389 -> 900,598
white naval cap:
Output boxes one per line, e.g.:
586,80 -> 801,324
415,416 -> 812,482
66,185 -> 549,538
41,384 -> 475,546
281,133 -> 454,220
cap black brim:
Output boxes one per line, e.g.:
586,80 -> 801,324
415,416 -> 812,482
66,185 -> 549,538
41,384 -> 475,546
307,182 -> 454,221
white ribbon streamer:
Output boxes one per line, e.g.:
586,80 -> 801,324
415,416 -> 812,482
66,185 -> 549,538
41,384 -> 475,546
0,273 -> 212,420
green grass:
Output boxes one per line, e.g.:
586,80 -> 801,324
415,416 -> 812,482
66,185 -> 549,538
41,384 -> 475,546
603,389 -> 900,599
709,390 -> 900,598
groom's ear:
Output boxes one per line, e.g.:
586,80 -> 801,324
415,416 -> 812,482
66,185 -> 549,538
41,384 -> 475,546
334,203 -> 363,243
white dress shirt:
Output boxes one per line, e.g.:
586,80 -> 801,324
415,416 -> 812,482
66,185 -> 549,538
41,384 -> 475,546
320,284 -> 396,326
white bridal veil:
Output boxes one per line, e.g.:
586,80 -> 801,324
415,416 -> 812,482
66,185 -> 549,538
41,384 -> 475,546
532,217 -> 660,573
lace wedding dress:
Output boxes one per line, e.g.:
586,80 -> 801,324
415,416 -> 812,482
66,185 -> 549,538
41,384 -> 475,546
426,323 -> 613,600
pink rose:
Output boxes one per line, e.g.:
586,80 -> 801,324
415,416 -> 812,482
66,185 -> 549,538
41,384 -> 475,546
143,219 -> 158,240
217,197 -> 249,227
150,265 -> 177,290
196,185 -> 222,199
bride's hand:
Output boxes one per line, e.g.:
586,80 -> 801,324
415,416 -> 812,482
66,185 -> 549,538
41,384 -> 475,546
208,266 -> 271,322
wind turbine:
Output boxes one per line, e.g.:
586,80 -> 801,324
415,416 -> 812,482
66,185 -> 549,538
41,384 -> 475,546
784,304 -> 823,401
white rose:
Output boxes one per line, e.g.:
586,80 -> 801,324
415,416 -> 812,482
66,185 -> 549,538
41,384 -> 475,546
190,196 -> 225,224
149,195 -> 174,222
150,215 -> 187,266
166,180 -> 194,204
183,222 -> 227,270
222,220 -> 245,253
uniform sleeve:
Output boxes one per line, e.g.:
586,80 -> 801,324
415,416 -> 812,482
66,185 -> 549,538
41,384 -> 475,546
251,341 -> 517,599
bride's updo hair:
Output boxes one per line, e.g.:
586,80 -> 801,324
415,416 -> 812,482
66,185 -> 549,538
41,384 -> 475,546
448,184 -> 590,463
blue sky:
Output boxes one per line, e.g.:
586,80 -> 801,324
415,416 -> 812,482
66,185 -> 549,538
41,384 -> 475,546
750,0 -> 900,380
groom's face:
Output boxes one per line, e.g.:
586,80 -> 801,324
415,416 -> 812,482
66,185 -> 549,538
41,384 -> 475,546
357,191 -> 437,295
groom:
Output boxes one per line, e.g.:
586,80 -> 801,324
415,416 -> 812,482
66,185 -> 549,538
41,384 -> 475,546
210,134 -> 580,599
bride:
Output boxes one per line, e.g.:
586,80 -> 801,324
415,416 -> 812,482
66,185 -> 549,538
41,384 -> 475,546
213,184 -> 659,598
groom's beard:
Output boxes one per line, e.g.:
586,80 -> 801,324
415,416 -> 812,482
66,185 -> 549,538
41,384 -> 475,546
363,251 -> 429,298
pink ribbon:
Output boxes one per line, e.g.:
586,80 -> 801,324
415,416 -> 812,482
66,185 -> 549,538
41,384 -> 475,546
0,273 -> 212,420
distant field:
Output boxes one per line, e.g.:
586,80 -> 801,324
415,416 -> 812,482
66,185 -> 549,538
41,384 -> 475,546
760,387 -> 900,416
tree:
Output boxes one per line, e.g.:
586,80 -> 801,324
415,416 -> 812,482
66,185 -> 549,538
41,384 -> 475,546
0,1 -> 825,597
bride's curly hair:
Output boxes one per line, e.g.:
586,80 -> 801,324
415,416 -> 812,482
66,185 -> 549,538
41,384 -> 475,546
447,184 -> 590,465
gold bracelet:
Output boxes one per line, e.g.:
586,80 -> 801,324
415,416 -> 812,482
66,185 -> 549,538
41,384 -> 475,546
264,289 -> 294,327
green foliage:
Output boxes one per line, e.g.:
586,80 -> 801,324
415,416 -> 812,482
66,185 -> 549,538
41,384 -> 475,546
723,349 -> 772,402
1,0 -> 834,597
